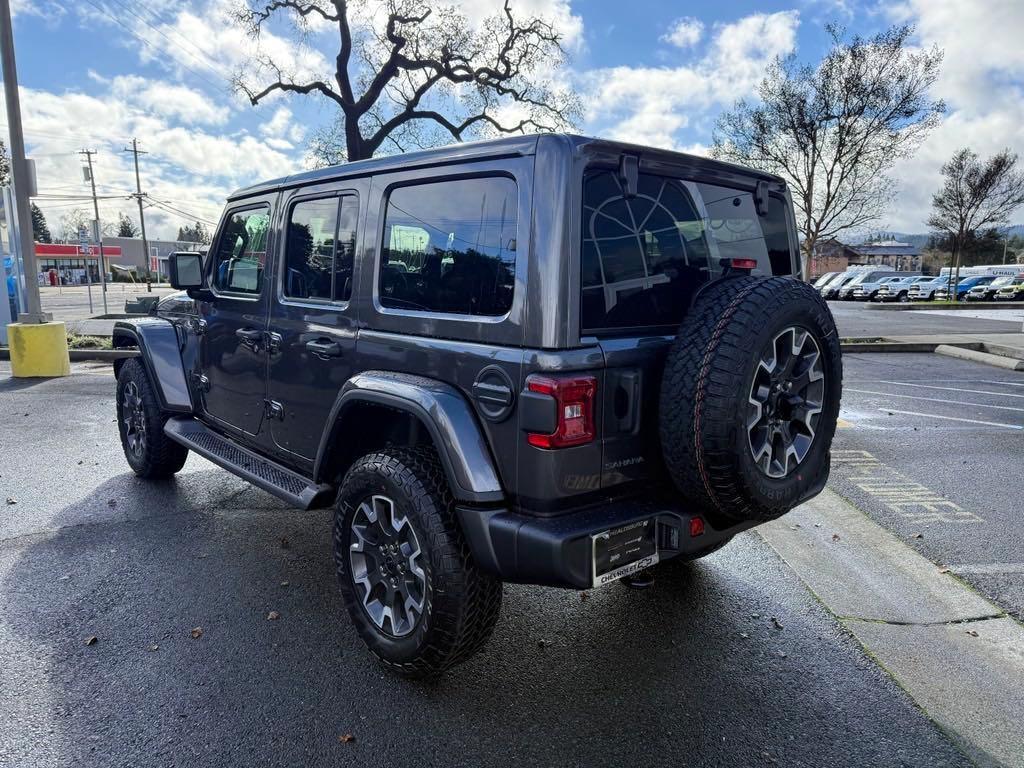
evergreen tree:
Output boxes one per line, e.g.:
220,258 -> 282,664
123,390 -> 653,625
31,203 -> 52,243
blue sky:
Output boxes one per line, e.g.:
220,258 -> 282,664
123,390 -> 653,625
7,0 -> 1024,240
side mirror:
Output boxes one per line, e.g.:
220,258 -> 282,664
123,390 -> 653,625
169,252 -> 203,290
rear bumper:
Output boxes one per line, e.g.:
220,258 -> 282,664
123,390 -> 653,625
456,497 -> 757,589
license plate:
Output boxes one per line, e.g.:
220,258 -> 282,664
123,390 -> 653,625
591,519 -> 659,588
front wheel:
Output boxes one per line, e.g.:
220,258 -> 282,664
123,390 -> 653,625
116,358 -> 189,478
333,447 -> 502,678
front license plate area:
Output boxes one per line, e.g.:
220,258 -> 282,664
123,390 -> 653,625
591,519 -> 659,588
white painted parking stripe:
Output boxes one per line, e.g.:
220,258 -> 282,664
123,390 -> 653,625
979,380 -> 1024,388
877,381 -> 1024,399
846,388 -> 1024,412
877,408 -> 1024,430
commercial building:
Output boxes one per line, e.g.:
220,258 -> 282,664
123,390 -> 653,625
102,236 -> 202,279
809,238 -> 861,278
854,240 -> 921,271
35,242 -> 123,284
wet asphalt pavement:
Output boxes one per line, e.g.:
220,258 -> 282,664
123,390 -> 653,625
833,352 -> 1024,621
0,362 -> 972,767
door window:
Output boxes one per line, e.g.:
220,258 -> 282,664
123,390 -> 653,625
212,206 -> 271,296
379,176 -> 517,316
283,195 -> 358,302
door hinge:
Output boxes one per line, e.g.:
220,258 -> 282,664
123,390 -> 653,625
264,399 -> 285,421
191,372 -> 210,393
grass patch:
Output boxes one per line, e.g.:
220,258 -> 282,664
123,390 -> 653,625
66,333 -> 112,350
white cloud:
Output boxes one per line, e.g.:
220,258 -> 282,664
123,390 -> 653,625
584,11 -> 800,150
661,18 -> 704,49
105,75 -> 230,126
880,0 -> 1024,231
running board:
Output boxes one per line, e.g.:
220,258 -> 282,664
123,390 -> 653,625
164,417 -> 333,510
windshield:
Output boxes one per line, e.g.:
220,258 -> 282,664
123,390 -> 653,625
989,276 -> 1013,287
813,273 -> 836,288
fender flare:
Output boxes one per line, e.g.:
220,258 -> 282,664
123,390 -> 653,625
112,318 -> 193,413
314,371 -> 504,504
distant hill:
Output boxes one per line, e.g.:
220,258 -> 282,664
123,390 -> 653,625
855,225 -> 1024,249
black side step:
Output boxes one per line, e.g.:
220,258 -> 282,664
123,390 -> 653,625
164,417 -> 333,510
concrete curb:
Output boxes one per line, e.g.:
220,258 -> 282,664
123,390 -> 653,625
0,347 -> 137,363
935,344 -> 1024,371
761,490 -> 1024,767
842,341 -> 953,353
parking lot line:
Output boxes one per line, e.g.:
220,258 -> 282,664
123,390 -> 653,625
877,408 -> 1024,430
877,381 -> 1024,399
845,388 -> 1024,413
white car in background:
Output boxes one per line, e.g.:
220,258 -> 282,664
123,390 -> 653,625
875,275 -> 935,302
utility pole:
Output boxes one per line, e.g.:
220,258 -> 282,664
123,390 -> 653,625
123,139 -> 151,280
0,0 -> 46,322
79,149 -> 108,313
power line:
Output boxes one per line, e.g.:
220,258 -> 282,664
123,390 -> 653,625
79,0 -> 230,94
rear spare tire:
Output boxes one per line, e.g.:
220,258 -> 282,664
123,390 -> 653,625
659,276 -> 842,524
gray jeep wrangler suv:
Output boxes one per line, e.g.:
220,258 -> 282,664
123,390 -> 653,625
113,134 -> 842,677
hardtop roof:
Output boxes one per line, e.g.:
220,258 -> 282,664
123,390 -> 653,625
227,133 -> 787,201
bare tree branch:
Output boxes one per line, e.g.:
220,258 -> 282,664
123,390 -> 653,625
712,25 -> 944,278
232,0 -> 580,164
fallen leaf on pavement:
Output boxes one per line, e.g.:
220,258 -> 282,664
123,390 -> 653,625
148,644 -> 159,651
831,533 -> 841,542
338,734 -> 355,744
771,617 -> 784,630
190,627 -> 203,639
939,567 -> 951,574
778,651 -> 787,658
267,611 -> 281,621
280,581 -> 290,587
911,532 -> 923,539
5,497 -> 16,505
84,636 -> 97,646
965,630 -> 979,637
580,592 -> 588,601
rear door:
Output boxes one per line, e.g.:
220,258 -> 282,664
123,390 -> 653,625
266,182 -> 365,463
579,167 -> 797,491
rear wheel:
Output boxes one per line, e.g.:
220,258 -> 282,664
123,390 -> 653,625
116,358 -> 188,478
659,277 -> 842,524
333,447 -> 502,678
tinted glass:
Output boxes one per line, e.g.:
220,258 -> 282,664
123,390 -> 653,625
379,176 -> 517,316
697,183 -> 793,275
334,197 -> 358,301
581,171 -> 712,332
282,195 -> 358,302
212,206 -> 270,295
285,198 -> 336,301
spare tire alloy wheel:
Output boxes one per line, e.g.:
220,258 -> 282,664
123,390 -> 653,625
746,327 -> 825,479
349,494 -> 427,637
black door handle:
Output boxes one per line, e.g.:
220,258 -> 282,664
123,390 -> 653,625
306,338 -> 343,358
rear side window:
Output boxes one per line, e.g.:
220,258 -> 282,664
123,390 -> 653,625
283,195 -> 358,302
212,206 -> 271,295
581,171 -> 712,332
379,176 -> 517,316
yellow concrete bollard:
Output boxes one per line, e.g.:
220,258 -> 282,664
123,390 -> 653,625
8,321 -> 71,377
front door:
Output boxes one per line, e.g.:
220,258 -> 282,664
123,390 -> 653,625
200,201 -> 275,437
266,187 -> 363,461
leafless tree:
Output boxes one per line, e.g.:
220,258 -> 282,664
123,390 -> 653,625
927,148 -> 1024,291
712,25 -> 944,278
232,0 -> 580,164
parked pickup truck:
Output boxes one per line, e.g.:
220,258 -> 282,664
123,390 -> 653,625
111,134 -> 842,677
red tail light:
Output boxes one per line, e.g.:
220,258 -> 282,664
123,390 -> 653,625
731,258 -> 758,270
525,374 -> 597,449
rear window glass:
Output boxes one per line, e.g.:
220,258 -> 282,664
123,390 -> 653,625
580,171 -> 793,333
379,176 -> 517,316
